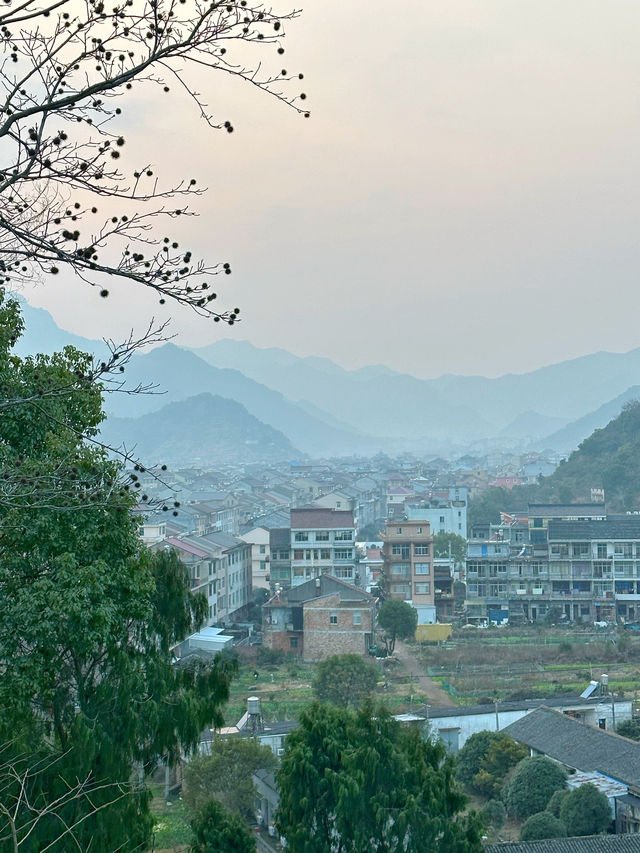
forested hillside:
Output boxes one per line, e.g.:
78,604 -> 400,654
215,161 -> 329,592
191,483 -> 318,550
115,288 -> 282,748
469,401 -> 640,524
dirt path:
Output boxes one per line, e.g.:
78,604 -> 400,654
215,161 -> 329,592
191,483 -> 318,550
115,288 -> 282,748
393,641 -> 455,707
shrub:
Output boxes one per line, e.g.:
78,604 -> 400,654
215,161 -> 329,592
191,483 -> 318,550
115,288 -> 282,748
520,812 -> 567,841
547,788 -> 569,817
559,784 -> 612,836
481,799 -> 506,830
503,756 -> 567,820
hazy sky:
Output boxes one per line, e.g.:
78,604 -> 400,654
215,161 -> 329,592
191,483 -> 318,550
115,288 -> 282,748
23,0 -> 640,378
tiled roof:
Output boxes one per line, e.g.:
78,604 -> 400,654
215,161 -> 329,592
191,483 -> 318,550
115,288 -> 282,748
162,537 -> 209,558
528,503 -> 606,517
502,706 -> 640,786
265,575 -> 373,606
290,508 -> 354,529
420,695 -> 622,719
548,518 -> 640,540
486,836 -> 640,853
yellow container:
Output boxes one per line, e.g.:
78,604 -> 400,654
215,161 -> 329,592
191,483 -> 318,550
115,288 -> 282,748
415,623 -> 452,643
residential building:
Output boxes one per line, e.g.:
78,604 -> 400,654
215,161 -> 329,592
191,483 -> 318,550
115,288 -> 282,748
404,486 -> 468,536
290,508 -> 358,587
269,527 -> 292,590
262,575 -> 375,660
381,520 -> 435,624
240,525 -> 271,590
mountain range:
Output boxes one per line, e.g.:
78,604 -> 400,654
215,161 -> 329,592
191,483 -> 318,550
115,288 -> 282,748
11,296 -> 640,459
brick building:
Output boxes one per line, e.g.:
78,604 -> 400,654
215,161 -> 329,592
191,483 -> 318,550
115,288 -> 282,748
262,575 -> 375,661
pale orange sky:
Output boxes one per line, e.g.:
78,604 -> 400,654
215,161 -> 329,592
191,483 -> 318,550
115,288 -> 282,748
23,0 -> 640,378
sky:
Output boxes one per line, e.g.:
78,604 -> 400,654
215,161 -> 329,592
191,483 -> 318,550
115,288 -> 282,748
22,0 -> 640,379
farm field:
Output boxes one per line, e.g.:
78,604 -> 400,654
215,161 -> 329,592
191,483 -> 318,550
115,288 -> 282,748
415,625 -> 640,704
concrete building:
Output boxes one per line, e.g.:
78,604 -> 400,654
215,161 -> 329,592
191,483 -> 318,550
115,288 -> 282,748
262,575 -> 375,660
381,520 -> 435,624
240,525 -> 271,590
290,508 -> 358,587
404,486 -> 468,537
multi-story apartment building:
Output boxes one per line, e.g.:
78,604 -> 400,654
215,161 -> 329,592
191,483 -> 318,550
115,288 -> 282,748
465,505 -> 640,625
268,528 -> 291,589
405,486 -> 468,537
240,525 -> 271,590
381,520 -> 435,624
290,508 -> 358,587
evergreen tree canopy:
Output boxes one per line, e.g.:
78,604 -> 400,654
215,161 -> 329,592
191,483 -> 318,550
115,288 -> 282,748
312,653 -> 379,708
189,798 -> 257,853
276,702 -> 483,853
503,756 -> 567,820
520,812 -> 567,841
0,293 -> 236,852
559,784 -> 612,837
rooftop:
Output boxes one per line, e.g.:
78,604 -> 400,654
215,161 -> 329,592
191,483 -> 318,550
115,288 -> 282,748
502,706 -> 640,786
486,836 -> 640,853
290,508 -> 355,529
548,518 -> 640,540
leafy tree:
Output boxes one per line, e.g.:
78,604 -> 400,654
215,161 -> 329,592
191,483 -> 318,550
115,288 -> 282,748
547,788 -> 569,817
276,702 -> 483,853
470,735 -> 528,798
312,654 -> 379,708
377,599 -> 418,653
454,580 -> 467,605
0,0 -> 307,320
0,295 -> 236,851
520,812 -> 567,841
183,739 -> 277,819
481,799 -> 506,831
433,533 -> 468,564
559,783 -> 612,836
617,718 -> 640,740
456,731 -> 525,794
189,798 -> 257,853
503,757 -> 567,820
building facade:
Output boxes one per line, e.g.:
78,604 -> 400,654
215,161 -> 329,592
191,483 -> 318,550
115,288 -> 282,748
381,520 -> 435,624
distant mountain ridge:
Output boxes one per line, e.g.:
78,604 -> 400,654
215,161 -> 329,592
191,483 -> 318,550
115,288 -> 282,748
100,393 -> 298,466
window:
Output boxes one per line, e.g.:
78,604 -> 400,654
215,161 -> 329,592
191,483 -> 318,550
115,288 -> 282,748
597,544 -> 608,558
391,583 -> 410,596
414,544 -> 430,555
334,567 -> 354,579
572,543 -> 590,558
320,549 -> 331,560
335,530 -> 353,541
294,532 -> 309,542
392,544 -> 410,558
392,563 -> 411,578
415,563 -> 430,575
353,611 -> 361,625
316,531 -> 329,541
294,550 -> 303,560
334,548 -> 353,560
414,582 -> 430,595
330,612 -> 338,625
440,516 -> 445,523
615,543 -> 633,558
290,637 -> 298,648
550,544 -> 568,557
260,561 -> 266,571
397,527 -> 402,534
259,545 -> 266,554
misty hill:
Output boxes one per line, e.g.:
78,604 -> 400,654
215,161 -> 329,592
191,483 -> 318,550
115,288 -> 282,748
469,401 -> 640,523
190,339 -> 491,441
500,410 -> 569,440
12,296 -> 107,358
539,386 -> 640,452
431,348 -> 640,426
105,344 -> 383,457
100,393 -> 298,467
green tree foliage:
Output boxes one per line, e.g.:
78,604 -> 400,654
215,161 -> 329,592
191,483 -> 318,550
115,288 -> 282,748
456,731 -> 526,797
559,784 -> 612,836
547,788 -> 569,817
481,799 -> 506,831
183,739 -> 277,819
433,533 -> 468,564
312,654 -> 379,708
520,812 -> 567,841
189,798 -> 257,853
469,736 -> 528,798
503,756 -> 567,820
377,599 -> 418,653
0,294 -> 236,851
617,719 -> 640,741
276,702 -> 483,853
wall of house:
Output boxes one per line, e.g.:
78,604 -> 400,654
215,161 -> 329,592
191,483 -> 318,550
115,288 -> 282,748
302,593 -> 374,661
